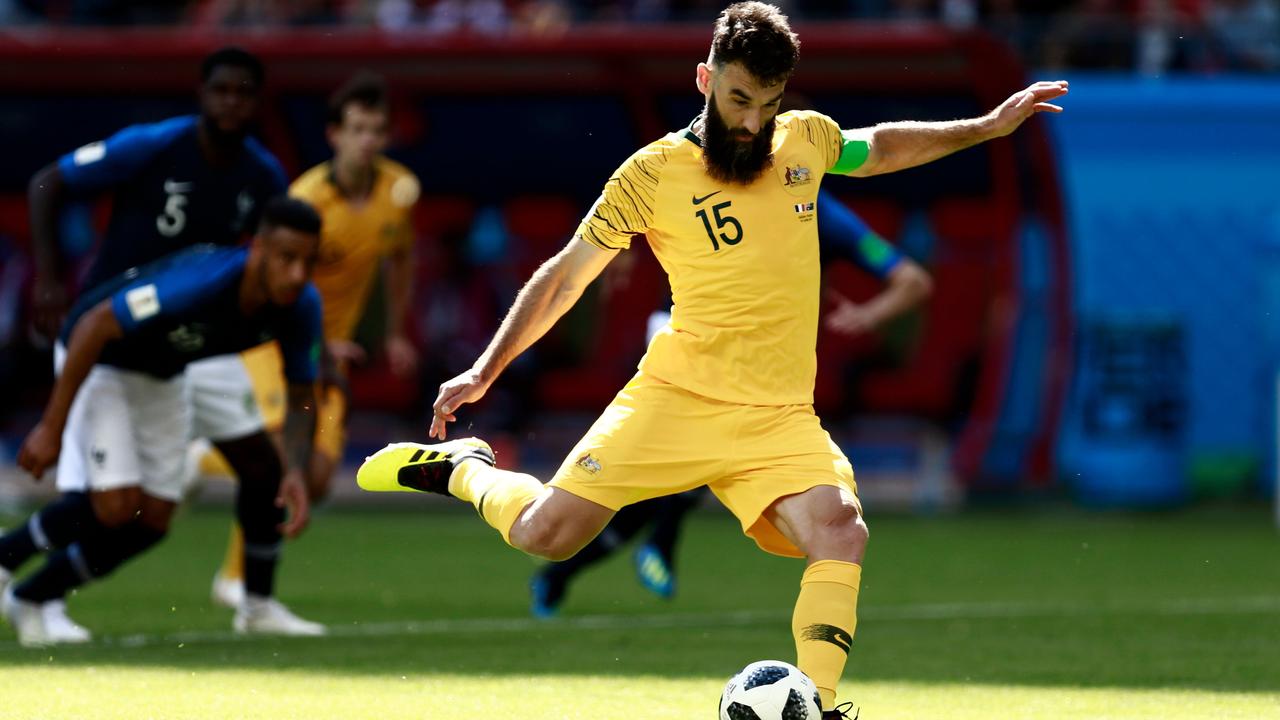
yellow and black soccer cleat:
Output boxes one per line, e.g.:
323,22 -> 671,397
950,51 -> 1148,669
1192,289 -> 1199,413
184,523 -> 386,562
822,702 -> 859,720
356,438 -> 495,496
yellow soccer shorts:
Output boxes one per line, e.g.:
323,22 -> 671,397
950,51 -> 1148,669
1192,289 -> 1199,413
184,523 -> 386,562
240,342 -> 346,462
549,372 -> 860,558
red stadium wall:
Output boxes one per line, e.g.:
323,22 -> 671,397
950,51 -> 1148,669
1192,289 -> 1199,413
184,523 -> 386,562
0,26 -> 1070,487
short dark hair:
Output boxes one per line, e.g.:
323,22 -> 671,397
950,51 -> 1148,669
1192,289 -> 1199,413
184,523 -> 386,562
709,2 -> 800,86
259,196 -> 321,237
327,72 -> 389,127
201,47 -> 265,89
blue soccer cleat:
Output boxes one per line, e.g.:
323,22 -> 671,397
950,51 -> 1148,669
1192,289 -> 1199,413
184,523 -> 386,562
530,572 -> 566,620
633,543 -> 675,599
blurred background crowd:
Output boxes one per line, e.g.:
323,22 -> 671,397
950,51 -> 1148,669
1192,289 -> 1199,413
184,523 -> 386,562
1,0 -> 1277,73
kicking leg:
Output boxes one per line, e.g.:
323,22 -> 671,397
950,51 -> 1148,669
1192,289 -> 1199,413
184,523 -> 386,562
766,485 -> 868,716
358,439 -> 615,560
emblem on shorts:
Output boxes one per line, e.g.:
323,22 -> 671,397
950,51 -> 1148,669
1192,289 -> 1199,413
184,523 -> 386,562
91,446 -> 107,468
784,165 -> 812,187
575,453 -> 602,475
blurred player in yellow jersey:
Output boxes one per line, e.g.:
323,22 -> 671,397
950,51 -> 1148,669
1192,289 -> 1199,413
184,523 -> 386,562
357,3 -> 1066,716
208,73 -> 420,606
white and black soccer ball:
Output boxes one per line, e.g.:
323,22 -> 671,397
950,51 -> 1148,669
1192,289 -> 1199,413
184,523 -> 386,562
718,660 -> 822,720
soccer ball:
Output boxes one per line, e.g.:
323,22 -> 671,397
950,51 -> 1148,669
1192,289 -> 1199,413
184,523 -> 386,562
718,660 -> 822,720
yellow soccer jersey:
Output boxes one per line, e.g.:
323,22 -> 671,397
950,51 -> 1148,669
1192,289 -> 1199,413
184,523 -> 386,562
290,156 -> 420,342
577,110 -> 856,406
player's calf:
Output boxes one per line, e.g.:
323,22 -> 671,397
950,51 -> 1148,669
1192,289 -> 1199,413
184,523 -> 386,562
0,492 -> 103,574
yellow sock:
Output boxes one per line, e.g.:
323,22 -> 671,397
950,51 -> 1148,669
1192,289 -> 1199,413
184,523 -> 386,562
447,460 -> 545,547
793,559 -> 861,711
220,523 -> 244,581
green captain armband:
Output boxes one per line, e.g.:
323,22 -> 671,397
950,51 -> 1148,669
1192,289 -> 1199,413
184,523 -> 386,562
830,129 -> 870,174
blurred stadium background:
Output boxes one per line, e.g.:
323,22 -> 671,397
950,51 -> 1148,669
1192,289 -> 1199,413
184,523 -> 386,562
1,2 -> 1279,719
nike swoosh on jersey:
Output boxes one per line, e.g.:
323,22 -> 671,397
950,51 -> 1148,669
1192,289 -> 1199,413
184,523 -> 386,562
164,179 -> 194,194
691,190 -> 722,205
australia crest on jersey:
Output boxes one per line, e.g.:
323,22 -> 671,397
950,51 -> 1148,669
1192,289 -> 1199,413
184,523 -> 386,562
575,453 -> 603,475
783,164 -> 812,188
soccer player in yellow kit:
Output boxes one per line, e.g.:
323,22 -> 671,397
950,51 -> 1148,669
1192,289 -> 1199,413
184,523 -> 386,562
358,4 -> 1067,716
210,74 -> 420,605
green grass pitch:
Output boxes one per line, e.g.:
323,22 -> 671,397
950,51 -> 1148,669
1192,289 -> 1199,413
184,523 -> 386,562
1,503 -> 1278,719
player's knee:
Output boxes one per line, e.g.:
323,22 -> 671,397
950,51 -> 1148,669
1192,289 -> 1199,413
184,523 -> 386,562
812,504 -> 868,559
511,521 -> 578,562
510,522 -> 555,559
540,542 -> 581,563
89,487 -> 143,528
136,497 -> 176,533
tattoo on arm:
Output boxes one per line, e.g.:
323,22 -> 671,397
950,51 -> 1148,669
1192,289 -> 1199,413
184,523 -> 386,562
283,383 -> 317,473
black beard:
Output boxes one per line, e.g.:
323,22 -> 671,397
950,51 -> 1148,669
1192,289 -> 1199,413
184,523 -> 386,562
700,99 -> 775,185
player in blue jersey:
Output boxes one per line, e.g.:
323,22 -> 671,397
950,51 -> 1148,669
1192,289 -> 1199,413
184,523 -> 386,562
29,46 -> 286,323
0,198 -> 325,646
529,188 -> 933,617
25,47 -> 302,614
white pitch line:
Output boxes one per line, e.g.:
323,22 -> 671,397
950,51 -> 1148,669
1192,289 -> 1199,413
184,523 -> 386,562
4,596 -> 1279,651
867,594 -> 1280,620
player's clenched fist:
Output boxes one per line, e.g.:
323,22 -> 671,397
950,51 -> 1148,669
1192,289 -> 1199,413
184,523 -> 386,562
430,368 -> 491,440
18,422 -> 61,480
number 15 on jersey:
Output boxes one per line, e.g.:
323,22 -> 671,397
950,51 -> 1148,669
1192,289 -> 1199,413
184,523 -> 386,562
694,193 -> 743,252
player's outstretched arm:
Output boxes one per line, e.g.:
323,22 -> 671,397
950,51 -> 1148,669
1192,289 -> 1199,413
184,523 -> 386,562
17,300 -> 122,479
430,238 -> 618,440
844,80 -> 1068,178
